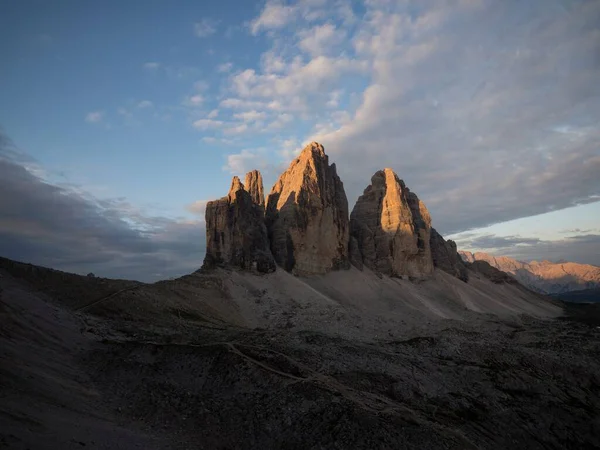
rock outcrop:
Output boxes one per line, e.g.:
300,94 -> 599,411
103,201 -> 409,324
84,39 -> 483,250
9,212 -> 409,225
349,168 -> 433,279
203,175 -> 275,273
430,228 -> 468,282
244,170 -> 265,208
265,142 -> 350,275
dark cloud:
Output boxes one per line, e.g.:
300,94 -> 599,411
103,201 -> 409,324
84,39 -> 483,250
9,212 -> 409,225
0,134 -> 205,281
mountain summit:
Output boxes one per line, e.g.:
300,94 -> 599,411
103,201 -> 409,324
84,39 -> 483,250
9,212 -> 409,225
265,142 -> 350,275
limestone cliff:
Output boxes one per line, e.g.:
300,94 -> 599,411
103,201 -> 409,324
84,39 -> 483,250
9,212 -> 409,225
265,142 -> 350,275
349,169 -> 433,279
203,175 -> 275,273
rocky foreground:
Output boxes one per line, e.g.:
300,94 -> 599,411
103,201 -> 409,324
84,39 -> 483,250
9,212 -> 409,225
1,257 -> 600,450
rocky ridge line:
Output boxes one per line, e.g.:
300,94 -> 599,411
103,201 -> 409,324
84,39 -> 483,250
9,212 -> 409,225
203,142 -> 468,281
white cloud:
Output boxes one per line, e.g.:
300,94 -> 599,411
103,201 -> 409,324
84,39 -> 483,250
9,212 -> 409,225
193,119 -> 223,130
194,18 -> 218,37
217,62 -> 233,73
143,62 -> 160,70
230,56 -> 366,101
224,149 -> 268,174
184,95 -> 204,107
326,89 -> 343,108
233,110 -> 267,122
219,98 -> 268,110
207,109 -> 219,119
298,23 -> 346,57
223,123 -> 249,135
137,100 -> 153,109
85,111 -> 104,123
250,1 -> 297,34
266,113 -> 293,130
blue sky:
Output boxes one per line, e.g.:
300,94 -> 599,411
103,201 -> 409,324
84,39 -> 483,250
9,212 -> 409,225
0,0 -> 599,280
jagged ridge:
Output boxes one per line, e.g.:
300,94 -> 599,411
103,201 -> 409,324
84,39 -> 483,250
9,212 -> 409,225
203,142 -> 468,281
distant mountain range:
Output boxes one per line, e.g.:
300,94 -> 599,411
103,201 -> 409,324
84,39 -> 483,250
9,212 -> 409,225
459,251 -> 600,295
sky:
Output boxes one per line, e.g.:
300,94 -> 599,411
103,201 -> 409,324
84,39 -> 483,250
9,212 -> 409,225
0,0 -> 599,281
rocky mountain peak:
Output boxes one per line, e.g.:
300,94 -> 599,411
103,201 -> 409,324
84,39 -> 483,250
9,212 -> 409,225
244,170 -> 265,207
349,168 -> 434,279
300,141 -> 326,159
265,142 -> 350,275
227,176 -> 244,202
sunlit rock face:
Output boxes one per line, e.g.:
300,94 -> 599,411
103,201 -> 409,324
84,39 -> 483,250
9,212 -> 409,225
265,142 -> 350,275
349,168 -> 433,279
203,174 -> 275,273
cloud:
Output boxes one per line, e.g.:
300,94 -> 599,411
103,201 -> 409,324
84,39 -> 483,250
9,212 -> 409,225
223,123 -> 249,135
0,133 -> 204,281
137,100 -> 153,109
143,62 -> 160,70
250,0 -> 349,35
223,149 -> 269,174
219,98 -> 268,110
85,111 -> 104,123
250,1 -> 297,34
298,22 -> 346,57
233,110 -> 267,122
194,18 -> 218,37
207,109 -> 219,119
229,56 -> 366,106
193,118 -> 223,130
183,94 -> 204,107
